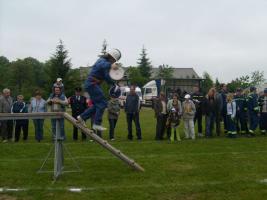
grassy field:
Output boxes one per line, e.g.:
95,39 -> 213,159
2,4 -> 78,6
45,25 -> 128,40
1,107 -> 267,200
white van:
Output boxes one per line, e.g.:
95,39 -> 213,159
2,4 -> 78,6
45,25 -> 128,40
142,80 -> 158,106
119,86 -> 143,107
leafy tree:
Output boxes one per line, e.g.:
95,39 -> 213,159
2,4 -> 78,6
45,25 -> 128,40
156,64 -> 173,79
8,59 -> 35,99
201,71 -> 214,94
250,70 -> 265,86
44,40 -> 72,95
137,46 -> 152,80
215,78 -> 220,90
63,68 -> 84,97
127,66 -> 147,87
0,56 -> 10,89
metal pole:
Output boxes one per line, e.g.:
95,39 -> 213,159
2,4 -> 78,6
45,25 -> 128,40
54,118 -> 64,180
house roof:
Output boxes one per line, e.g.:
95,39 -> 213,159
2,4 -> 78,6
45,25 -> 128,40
79,66 -> 202,80
150,67 -> 201,79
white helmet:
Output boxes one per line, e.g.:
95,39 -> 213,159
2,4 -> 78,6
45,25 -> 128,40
107,49 -> 121,61
184,94 -> 191,99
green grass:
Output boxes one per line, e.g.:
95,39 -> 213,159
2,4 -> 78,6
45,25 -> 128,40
1,108 -> 267,200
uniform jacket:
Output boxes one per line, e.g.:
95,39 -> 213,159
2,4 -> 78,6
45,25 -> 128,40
259,95 -> 267,113
11,101 -> 28,113
234,94 -> 247,113
85,58 -> 114,88
68,95 -> 87,116
191,92 -> 204,113
247,93 -> 259,113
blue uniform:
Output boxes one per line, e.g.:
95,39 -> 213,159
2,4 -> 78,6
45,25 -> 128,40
234,94 -> 247,134
247,93 -> 259,133
81,58 -> 114,125
259,95 -> 267,133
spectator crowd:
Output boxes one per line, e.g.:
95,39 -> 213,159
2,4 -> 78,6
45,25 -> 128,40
0,79 -> 266,143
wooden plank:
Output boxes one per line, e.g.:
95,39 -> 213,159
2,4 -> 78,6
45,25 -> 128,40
63,113 -> 145,172
0,112 -> 64,120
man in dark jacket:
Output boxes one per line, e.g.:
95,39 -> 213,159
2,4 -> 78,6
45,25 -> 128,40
191,86 -> 204,137
219,84 -> 228,133
247,86 -> 259,136
125,85 -> 142,140
153,92 -> 168,140
11,95 -> 29,142
68,87 -> 88,141
234,88 -> 248,135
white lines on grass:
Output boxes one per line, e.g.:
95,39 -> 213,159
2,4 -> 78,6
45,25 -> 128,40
0,179 -> 261,193
1,150 -> 267,162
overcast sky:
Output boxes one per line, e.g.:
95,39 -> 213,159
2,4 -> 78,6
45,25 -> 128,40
0,0 -> 266,82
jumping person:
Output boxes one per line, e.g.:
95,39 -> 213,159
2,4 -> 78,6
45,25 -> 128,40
77,49 -> 121,131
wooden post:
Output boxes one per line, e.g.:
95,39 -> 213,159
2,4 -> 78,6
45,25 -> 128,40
63,113 -> 145,172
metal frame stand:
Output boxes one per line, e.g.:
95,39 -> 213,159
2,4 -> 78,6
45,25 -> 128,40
37,119 -> 81,181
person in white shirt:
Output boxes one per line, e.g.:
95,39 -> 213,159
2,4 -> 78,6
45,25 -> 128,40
226,93 -> 237,138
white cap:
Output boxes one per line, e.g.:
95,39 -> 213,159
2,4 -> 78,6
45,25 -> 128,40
184,94 -> 191,99
57,78 -> 62,82
107,49 -> 121,61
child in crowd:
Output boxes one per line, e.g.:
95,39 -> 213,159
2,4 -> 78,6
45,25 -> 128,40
166,97 -> 182,142
107,85 -> 121,140
182,94 -> 196,140
226,93 -> 237,138
52,78 -> 65,93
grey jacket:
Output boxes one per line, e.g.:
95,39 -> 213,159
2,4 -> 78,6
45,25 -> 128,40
0,96 -> 13,113
182,100 -> 196,120
107,99 -> 120,119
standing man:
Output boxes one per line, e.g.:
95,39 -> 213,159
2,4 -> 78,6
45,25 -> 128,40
154,92 -> 168,140
77,49 -> 121,131
219,84 -> 228,134
0,88 -> 13,143
11,95 -> 29,142
258,88 -> 267,135
68,87 -> 88,141
247,86 -> 259,136
191,86 -> 204,137
125,85 -> 142,140
234,88 -> 247,135
47,86 -> 68,140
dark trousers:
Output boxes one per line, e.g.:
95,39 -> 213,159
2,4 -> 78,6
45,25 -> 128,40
127,113 -> 142,140
194,110 -> 202,133
205,113 -> 215,137
236,111 -> 247,133
109,118 -> 118,139
215,112 -> 221,136
222,110 -> 227,132
0,120 -> 13,140
226,115 -> 236,133
249,111 -> 259,131
155,114 -> 167,140
260,113 -> 267,132
73,115 -> 86,140
15,120 -> 29,141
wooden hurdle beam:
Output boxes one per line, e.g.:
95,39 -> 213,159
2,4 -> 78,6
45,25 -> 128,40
0,112 -> 145,174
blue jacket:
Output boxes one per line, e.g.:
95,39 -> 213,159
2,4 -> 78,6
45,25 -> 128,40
247,93 -> 259,113
234,94 -> 246,112
85,58 -> 114,88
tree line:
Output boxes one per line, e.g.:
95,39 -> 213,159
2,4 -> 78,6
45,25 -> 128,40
0,39 -> 265,100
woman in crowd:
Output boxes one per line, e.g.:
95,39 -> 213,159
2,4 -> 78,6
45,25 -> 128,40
182,94 -> 196,140
29,90 -> 47,142
166,94 -> 182,142
226,93 -> 237,138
